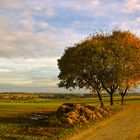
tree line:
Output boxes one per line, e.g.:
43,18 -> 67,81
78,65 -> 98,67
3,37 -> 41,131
57,30 -> 140,107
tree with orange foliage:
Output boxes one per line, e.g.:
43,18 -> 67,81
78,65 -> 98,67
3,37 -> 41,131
99,30 -> 140,105
116,31 -> 140,104
119,79 -> 138,105
57,29 -> 140,106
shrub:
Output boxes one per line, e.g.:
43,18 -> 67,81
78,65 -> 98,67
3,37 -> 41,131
56,103 -> 110,126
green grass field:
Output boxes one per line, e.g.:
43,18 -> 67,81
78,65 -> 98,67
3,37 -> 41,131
0,94 -> 139,140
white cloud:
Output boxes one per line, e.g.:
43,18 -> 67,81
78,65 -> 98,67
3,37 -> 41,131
0,13 -> 86,58
0,0 -> 24,9
37,21 -> 50,30
122,0 -> 140,13
111,17 -> 140,36
57,0 -> 102,16
26,1 -> 56,17
0,0 -> 140,92
0,57 -> 58,71
0,1 -> 86,58
0,57 -> 59,86
20,19 -> 35,33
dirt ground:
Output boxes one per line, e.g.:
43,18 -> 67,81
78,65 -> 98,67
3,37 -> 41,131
69,105 -> 140,140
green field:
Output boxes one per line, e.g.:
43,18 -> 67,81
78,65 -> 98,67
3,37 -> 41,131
0,94 -> 139,140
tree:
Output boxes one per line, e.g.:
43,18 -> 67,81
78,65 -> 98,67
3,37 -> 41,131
58,30 -> 140,106
116,31 -> 140,104
118,79 -> 138,105
98,30 -> 140,105
58,35 -> 107,107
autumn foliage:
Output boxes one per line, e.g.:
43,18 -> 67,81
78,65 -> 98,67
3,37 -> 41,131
58,29 -> 140,106
56,103 -> 110,126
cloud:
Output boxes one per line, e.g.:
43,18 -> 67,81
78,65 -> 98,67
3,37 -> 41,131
0,57 -> 58,71
0,2 -> 85,59
0,18 -> 86,58
25,0 -> 56,17
122,0 -> 140,13
1,0 -> 139,59
0,10 -> 87,88
111,17 -> 140,36
0,70 -> 58,87
0,0 -> 140,92
1,0 -> 128,59
0,0 -> 56,17
56,0 -> 103,17
0,0 -> 24,10
60,0 -> 101,11
37,21 -> 50,30
0,57 -> 59,86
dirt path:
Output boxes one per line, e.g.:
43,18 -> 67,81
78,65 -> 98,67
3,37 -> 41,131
69,105 -> 140,140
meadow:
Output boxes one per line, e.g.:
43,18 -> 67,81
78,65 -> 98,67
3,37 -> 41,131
0,93 -> 139,140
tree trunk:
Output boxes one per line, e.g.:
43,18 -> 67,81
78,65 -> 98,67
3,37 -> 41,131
97,91 -> 104,108
110,93 -> 114,106
120,87 -> 128,105
121,94 -> 124,105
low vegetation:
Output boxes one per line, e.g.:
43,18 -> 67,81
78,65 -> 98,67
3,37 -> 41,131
0,94 -> 33,100
0,93 -> 139,139
56,103 -> 110,126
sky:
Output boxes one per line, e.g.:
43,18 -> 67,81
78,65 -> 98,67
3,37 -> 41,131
0,0 -> 140,93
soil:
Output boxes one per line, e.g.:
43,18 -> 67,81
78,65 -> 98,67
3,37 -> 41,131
69,105 -> 140,140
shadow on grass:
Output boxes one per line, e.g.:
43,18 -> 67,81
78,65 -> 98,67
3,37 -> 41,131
0,136 -> 18,140
0,111 -> 58,127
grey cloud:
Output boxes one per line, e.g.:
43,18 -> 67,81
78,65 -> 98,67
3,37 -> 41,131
0,84 -> 88,93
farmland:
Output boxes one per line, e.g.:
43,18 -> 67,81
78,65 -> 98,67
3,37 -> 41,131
0,93 -> 139,140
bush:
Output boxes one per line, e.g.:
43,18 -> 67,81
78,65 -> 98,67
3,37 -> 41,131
56,103 -> 110,126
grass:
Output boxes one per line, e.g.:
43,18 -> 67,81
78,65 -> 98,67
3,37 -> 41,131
0,93 -> 139,139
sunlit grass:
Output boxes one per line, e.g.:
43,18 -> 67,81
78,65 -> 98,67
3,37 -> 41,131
0,95 -> 139,116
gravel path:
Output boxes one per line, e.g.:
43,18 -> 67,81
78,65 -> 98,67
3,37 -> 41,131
70,105 -> 140,140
